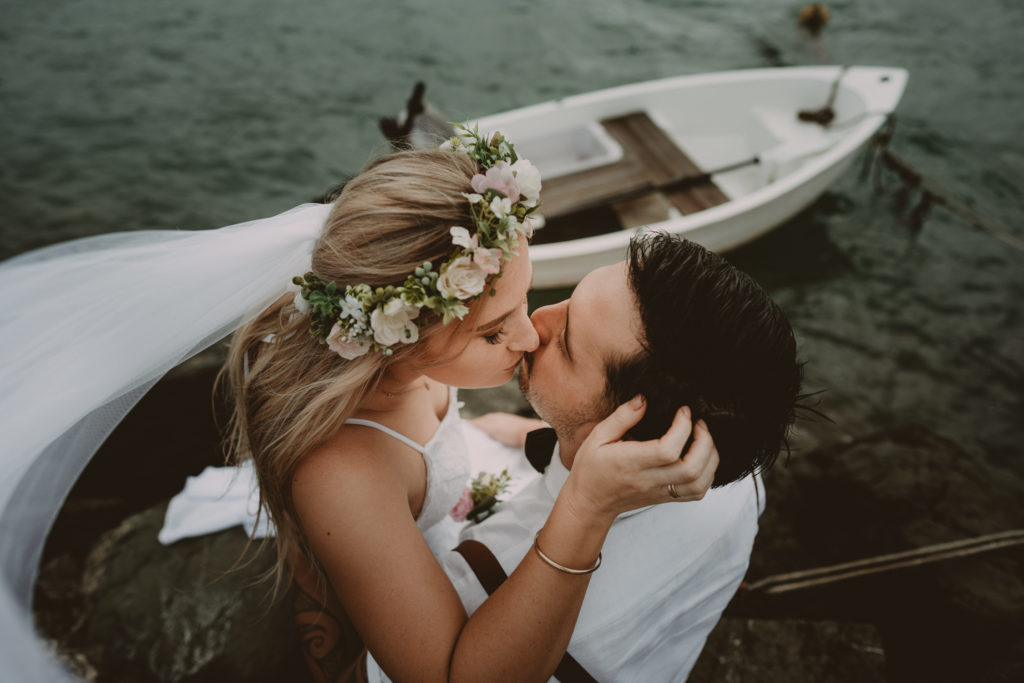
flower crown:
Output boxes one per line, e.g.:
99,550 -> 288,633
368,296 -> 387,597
292,125 -> 541,359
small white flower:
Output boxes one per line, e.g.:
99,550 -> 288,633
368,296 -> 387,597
461,192 -> 484,204
326,323 -> 371,359
292,292 -> 310,314
370,298 -> 420,347
511,159 -> 542,207
489,196 -> 513,219
437,256 -> 487,300
450,226 -> 473,249
339,294 -> 366,323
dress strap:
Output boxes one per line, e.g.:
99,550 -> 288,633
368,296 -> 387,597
343,418 -> 426,454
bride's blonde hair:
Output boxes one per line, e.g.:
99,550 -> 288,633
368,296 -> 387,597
219,149 -> 483,593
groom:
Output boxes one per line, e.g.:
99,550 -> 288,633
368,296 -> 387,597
442,232 -> 802,681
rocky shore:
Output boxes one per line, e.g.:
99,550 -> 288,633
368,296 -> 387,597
35,352 -> 1024,682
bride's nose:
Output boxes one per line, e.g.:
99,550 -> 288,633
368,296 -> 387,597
508,307 -> 539,353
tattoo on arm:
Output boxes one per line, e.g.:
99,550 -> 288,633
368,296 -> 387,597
291,581 -> 355,683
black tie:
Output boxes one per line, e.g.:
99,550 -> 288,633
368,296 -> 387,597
524,427 -> 558,473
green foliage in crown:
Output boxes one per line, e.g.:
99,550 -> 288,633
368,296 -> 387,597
292,124 -> 542,359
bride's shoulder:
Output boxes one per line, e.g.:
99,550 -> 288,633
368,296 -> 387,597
291,420 -> 422,500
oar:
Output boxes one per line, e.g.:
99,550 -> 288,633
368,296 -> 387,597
540,136 -> 835,221
545,156 -> 762,219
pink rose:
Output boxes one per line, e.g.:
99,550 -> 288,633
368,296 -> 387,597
450,488 -> 474,522
470,161 -> 521,202
326,323 -> 371,359
473,246 -> 503,274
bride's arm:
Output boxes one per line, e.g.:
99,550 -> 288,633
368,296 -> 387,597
292,400 -> 716,683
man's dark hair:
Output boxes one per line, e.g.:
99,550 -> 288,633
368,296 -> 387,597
606,232 -> 802,486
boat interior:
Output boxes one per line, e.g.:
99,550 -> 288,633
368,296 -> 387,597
529,111 -> 731,245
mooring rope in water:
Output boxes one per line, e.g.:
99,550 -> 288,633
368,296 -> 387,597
865,120 -> 1024,253
741,528 -> 1024,595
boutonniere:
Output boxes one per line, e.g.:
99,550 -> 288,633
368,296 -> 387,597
450,469 -> 512,524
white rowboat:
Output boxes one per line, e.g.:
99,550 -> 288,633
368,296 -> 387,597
467,66 -> 908,288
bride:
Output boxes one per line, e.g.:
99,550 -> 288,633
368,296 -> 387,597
0,128 -> 715,682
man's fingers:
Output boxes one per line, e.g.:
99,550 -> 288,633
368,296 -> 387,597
677,419 -> 716,478
622,406 -> 694,468
659,421 -> 719,498
586,394 -> 648,446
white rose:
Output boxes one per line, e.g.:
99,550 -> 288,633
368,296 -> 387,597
437,256 -> 487,300
370,298 -> 420,347
326,323 -> 370,359
511,159 -> 542,207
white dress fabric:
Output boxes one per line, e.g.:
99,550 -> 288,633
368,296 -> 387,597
160,387 -> 471,555
159,391 -> 542,559
0,202 -> 333,682
438,444 -> 764,683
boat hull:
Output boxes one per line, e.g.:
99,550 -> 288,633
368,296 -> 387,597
468,66 -> 908,288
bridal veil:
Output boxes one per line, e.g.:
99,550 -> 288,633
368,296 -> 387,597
0,201 -> 333,680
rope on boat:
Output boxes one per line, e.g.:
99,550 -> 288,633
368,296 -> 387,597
798,64 -> 849,125
740,528 -> 1024,595
865,118 -> 1024,252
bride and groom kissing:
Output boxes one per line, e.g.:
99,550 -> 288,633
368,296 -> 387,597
440,231 -> 799,682
285,227 -> 801,682
1,128 -> 800,682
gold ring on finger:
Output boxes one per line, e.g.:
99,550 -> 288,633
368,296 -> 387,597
668,483 -> 681,498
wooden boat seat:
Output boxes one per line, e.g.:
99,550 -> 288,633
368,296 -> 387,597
533,112 -> 729,243
601,112 -> 730,216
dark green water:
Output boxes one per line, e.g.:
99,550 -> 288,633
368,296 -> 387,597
3,0 -> 1023,478
3,0 -> 1023,535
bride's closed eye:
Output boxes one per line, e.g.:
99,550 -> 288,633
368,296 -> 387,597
484,296 -> 528,345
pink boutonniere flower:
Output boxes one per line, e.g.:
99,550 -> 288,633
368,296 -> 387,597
450,469 -> 511,524
450,489 -> 474,522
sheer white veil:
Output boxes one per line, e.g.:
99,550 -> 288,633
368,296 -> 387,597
0,201 -> 333,680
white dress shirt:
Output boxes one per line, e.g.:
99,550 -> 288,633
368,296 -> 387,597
440,445 -> 764,682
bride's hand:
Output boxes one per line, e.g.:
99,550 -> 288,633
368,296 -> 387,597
560,396 -> 718,523
469,412 -> 547,448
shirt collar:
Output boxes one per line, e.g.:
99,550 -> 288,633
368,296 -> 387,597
543,444 -> 653,521
543,443 -> 570,500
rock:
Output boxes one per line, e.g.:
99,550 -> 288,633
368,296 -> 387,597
690,618 -> 886,682
37,362 -> 1024,680
50,502 -> 306,683
735,424 -> 1024,681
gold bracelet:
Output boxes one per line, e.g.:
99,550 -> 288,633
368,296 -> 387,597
532,531 -> 602,575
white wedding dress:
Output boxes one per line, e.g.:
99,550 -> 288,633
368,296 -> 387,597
160,385 -> 540,553
156,386 -> 540,683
